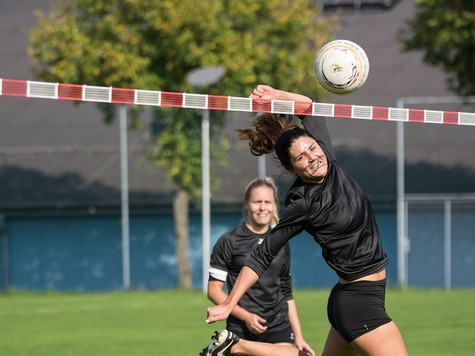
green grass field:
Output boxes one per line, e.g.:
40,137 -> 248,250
0,289 -> 474,355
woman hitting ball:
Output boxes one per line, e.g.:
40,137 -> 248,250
200,85 -> 407,356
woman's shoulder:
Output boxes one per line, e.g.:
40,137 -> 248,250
285,176 -> 325,201
220,222 -> 259,240
284,177 -> 321,210
284,177 -> 305,204
215,224 -> 243,244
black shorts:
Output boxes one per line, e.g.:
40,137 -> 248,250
327,279 -> 392,343
230,325 -> 294,344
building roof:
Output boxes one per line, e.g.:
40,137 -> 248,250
1,0 -> 474,214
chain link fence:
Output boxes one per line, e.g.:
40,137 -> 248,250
404,194 -> 475,289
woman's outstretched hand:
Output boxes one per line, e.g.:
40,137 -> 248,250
205,303 -> 233,324
206,267 -> 261,324
249,84 -> 313,111
249,84 -> 278,100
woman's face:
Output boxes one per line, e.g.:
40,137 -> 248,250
246,186 -> 276,232
288,136 -> 328,183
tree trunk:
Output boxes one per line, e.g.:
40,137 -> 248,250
173,188 -> 192,289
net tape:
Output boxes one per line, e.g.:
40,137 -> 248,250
1,78 -> 474,126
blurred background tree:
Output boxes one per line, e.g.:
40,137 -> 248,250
29,0 -> 336,289
399,0 -> 475,96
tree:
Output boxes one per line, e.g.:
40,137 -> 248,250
399,0 -> 475,96
29,0 -> 336,289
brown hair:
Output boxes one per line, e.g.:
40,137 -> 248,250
237,113 -> 312,171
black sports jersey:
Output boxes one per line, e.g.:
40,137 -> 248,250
246,115 -> 389,281
209,222 -> 293,333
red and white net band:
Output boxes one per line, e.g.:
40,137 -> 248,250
1,78 -> 475,126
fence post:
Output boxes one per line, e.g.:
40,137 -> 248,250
444,199 -> 451,291
0,214 -> 9,290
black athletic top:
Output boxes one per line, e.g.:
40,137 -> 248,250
246,115 -> 388,282
209,222 -> 293,333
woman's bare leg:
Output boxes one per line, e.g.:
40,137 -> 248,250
322,326 -> 358,356
350,321 -> 408,356
200,330 -> 309,356
231,340 -> 299,356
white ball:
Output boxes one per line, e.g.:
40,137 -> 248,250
314,40 -> 370,95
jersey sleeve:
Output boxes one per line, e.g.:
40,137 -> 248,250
279,243 -> 293,300
245,189 -> 308,277
209,233 -> 234,282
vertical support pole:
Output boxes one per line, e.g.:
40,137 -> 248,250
202,110 -> 211,294
258,156 -> 266,179
0,214 -> 9,290
185,67 -> 226,293
404,199 -> 409,284
396,99 -> 407,287
120,105 -> 130,289
444,199 -> 451,291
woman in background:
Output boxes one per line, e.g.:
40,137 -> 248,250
205,177 -> 314,356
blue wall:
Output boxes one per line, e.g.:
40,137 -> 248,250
1,210 -> 397,291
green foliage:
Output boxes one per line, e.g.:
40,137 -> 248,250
399,0 -> 475,96
150,108 -> 229,199
29,0 -> 336,200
